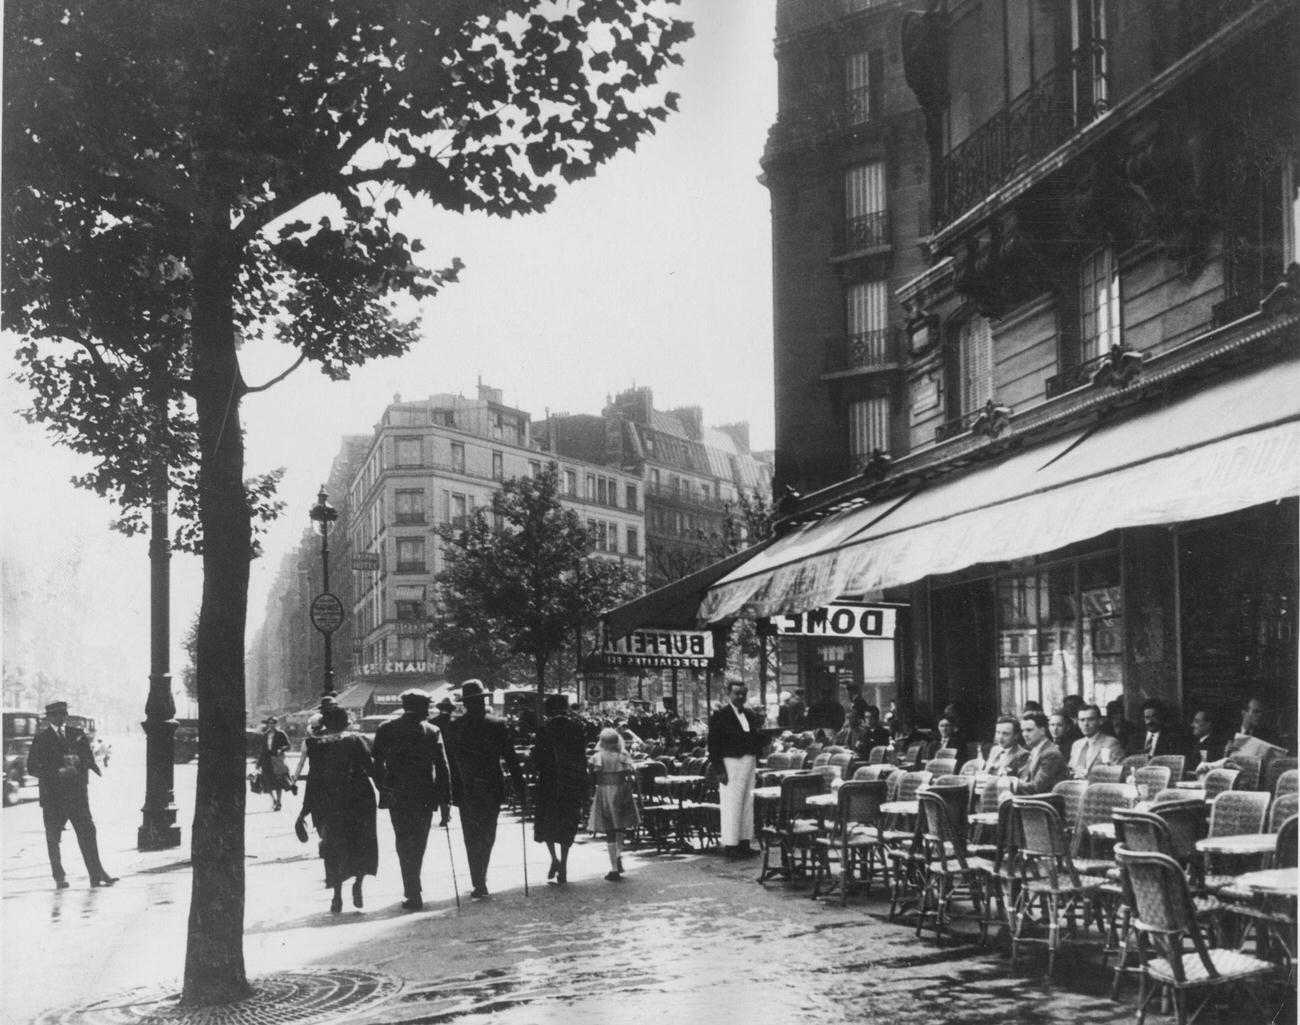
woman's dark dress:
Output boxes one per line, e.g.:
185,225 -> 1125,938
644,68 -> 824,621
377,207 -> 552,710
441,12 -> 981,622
301,732 -> 379,886
531,714 -> 588,846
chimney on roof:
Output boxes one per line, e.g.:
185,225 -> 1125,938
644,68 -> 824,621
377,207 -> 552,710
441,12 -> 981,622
478,382 -> 503,405
716,422 -> 751,451
672,405 -> 703,441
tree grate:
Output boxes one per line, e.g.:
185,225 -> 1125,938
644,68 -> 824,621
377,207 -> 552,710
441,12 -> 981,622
34,970 -> 403,1025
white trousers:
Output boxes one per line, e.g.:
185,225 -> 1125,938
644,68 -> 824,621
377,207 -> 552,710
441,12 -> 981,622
719,755 -> 757,846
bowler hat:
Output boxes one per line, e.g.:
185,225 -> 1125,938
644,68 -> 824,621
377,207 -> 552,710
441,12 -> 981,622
459,680 -> 487,701
400,688 -> 431,710
45,700 -> 69,715
434,698 -> 456,712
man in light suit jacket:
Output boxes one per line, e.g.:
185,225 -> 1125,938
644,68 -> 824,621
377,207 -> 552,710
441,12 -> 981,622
1017,712 -> 1069,794
1069,703 -> 1123,778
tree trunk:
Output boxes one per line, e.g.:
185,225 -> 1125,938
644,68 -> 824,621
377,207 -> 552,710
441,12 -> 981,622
181,221 -> 252,1006
535,654 -> 547,697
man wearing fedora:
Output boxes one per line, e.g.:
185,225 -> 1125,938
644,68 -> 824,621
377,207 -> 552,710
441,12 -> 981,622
443,680 -> 524,899
26,700 -> 117,888
430,696 -> 457,736
371,689 -> 455,911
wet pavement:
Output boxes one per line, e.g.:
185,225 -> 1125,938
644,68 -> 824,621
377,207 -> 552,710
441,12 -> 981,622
4,738 -> 1292,1024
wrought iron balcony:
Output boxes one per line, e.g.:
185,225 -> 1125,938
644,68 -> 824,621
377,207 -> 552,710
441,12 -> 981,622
1045,351 -> 1108,398
842,210 -> 890,254
936,57 -> 1107,229
844,85 -> 874,127
934,400 -> 1012,443
823,328 -> 900,377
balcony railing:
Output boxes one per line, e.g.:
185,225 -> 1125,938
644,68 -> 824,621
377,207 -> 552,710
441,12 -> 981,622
824,328 -> 899,376
1045,350 -> 1110,398
937,57 -> 1107,229
844,85 -> 874,126
395,561 -> 427,574
843,210 -> 889,253
645,482 -> 728,512
394,512 -> 426,525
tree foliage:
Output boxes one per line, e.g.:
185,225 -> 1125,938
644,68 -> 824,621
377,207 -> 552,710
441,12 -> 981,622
434,464 -> 641,692
3,0 -> 689,1004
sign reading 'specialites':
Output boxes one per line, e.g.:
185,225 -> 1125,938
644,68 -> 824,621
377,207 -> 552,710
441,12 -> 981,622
602,629 -> 714,668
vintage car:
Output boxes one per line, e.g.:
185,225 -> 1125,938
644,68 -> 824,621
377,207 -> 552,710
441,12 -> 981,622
3,708 -> 41,806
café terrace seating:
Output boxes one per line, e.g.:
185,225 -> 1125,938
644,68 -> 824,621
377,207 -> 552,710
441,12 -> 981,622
1149,754 -> 1187,781
810,779 -> 890,904
914,786 -> 986,945
757,772 -> 825,884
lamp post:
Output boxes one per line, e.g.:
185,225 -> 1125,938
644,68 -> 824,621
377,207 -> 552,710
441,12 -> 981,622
308,486 -> 341,696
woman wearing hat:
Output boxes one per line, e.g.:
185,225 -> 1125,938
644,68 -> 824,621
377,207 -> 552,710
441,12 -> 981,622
531,693 -> 587,884
296,705 -> 379,913
257,717 -> 293,811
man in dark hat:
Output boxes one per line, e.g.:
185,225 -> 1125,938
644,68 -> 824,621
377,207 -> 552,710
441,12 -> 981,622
370,689 -> 454,910
430,697 -> 456,736
25,700 -> 116,888
442,680 -> 524,899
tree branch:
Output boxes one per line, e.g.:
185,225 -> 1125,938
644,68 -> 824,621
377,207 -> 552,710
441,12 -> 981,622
243,352 -> 307,394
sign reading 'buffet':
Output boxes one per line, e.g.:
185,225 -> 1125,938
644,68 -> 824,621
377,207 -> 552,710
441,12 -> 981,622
766,603 -> 900,640
602,629 -> 715,668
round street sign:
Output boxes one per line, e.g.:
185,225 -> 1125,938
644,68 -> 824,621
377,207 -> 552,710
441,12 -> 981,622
310,592 -> 345,634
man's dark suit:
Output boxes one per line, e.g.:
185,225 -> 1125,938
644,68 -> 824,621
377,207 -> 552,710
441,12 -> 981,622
1134,728 -> 1188,759
371,712 -> 454,904
444,706 -> 524,894
26,722 -> 110,884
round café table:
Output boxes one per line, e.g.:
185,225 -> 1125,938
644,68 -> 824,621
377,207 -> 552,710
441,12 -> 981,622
880,800 -> 919,817
1196,833 -> 1277,856
1235,868 -> 1299,897
652,775 -> 705,851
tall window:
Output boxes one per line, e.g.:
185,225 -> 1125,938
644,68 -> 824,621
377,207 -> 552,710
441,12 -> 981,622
491,451 -> 503,481
954,315 -> 993,416
396,636 -> 423,662
626,526 -> 639,557
528,460 -> 542,478
848,397 -> 890,464
396,537 -> 426,572
626,484 -> 638,510
394,489 -> 425,525
395,584 -> 425,621
1071,0 -> 1109,122
450,442 -> 465,474
846,280 -> 890,368
843,50 -> 877,125
395,437 -> 422,467
1079,247 -> 1120,362
450,494 -> 467,527
845,162 -> 887,251
565,470 -> 577,496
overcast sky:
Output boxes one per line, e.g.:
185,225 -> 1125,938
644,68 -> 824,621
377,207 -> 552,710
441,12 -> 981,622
1,0 -> 778,717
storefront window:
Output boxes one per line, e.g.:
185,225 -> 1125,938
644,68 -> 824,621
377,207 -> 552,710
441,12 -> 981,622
997,554 -> 1121,713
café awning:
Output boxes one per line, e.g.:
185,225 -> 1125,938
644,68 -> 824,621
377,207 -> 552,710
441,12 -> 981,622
702,354 -> 1300,623
332,681 -> 374,710
600,540 -> 774,637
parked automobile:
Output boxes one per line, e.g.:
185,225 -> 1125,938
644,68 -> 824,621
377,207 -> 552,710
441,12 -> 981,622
3,708 -> 40,806
174,718 -> 200,763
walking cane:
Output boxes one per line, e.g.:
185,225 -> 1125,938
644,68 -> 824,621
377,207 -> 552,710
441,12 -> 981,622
444,822 -> 461,912
520,812 -> 530,897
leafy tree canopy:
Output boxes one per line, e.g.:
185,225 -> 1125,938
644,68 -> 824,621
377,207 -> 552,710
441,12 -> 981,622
434,464 -> 641,692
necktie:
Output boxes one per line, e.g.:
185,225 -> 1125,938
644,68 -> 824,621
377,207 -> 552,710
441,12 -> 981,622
1145,732 -> 1156,755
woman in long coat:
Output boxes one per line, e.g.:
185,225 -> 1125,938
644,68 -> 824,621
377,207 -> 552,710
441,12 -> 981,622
296,705 -> 379,913
531,693 -> 588,885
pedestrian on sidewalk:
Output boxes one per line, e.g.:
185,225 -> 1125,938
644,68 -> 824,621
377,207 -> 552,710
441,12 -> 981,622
256,716 -> 293,811
370,689 -> 454,911
707,682 -> 767,859
296,704 -> 378,914
587,728 -> 640,881
532,693 -> 587,886
443,679 -> 524,900
25,699 -> 117,889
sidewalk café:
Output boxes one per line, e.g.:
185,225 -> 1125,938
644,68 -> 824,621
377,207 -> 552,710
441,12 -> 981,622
604,352 -> 1299,746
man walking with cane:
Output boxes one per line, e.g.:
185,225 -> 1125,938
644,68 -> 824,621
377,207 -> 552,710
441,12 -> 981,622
371,689 -> 454,911
443,680 -> 524,900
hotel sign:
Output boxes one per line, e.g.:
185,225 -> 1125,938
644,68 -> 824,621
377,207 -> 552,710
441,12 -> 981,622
602,629 -> 715,669
766,603 -> 900,640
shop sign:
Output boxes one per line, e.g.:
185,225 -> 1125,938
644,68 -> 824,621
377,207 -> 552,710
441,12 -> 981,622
601,628 -> 714,668
767,603 -> 899,640
358,660 -> 431,676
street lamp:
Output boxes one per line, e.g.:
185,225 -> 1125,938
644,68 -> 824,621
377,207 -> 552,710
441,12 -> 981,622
308,486 -> 341,696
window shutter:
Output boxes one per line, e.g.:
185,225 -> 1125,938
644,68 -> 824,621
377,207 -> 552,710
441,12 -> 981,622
868,48 -> 884,121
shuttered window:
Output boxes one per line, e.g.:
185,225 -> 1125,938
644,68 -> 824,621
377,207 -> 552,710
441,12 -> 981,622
845,162 -> 887,250
957,315 -> 993,415
843,48 -> 882,124
845,281 -> 890,368
1079,247 -> 1121,361
848,397 -> 890,462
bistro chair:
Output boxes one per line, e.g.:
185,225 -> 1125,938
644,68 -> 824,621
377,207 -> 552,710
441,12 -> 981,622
1152,800 -> 1208,874
1229,755 -> 1263,792
810,779 -> 889,904
825,750 -> 854,783
900,742 -> 926,769
967,794 -> 1024,946
958,758 -> 983,777
785,749 -> 808,770
1120,754 -> 1151,778
1088,763 -> 1125,784
882,770 -> 932,846
867,744 -> 890,765
1153,788 -> 1195,805
914,787 -> 987,944
1133,765 -> 1173,802
1010,798 -> 1105,978
852,763 -> 893,783
924,757 -> 958,776
1215,814 -> 1298,959
1272,769 -> 1299,799
1265,758 -> 1298,796
757,772 -> 825,885
1202,790 -> 1272,894
1150,754 -> 1187,782
1270,793 -> 1299,832
1072,782 -> 1137,875
1051,779 -> 1088,840
1114,846 -> 1272,1025
1202,768 -> 1240,801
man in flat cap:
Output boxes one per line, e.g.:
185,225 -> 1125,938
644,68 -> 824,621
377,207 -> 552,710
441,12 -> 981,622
26,700 -> 117,888
443,680 -> 524,899
370,689 -> 454,910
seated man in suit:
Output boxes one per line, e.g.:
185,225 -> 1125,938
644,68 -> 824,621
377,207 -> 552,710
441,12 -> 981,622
1135,698 -> 1187,759
1187,708 -> 1229,775
1069,703 -> 1123,778
1016,711 -> 1069,794
984,716 -> 1028,778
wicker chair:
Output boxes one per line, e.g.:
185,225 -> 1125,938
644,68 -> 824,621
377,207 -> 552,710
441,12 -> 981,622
867,744 -> 890,765
1228,755 -> 1262,791
1272,768 -> 1299,798
958,758 -> 983,777
915,787 -> 986,944
1071,782 -> 1137,874
1202,790 -> 1271,894
1149,754 -> 1187,781
1264,757 -> 1298,796
1119,753 -> 1150,778
1132,765 -> 1173,802
1270,792 -> 1299,832
1115,847 -> 1272,1025
1011,798 -> 1105,977
1051,779 -> 1088,840
924,757 -> 958,776
882,770 -> 932,845
1202,768 -> 1240,800
757,772 -> 825,884
1088,763 -> 1125,784
810,779 -> 890,903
